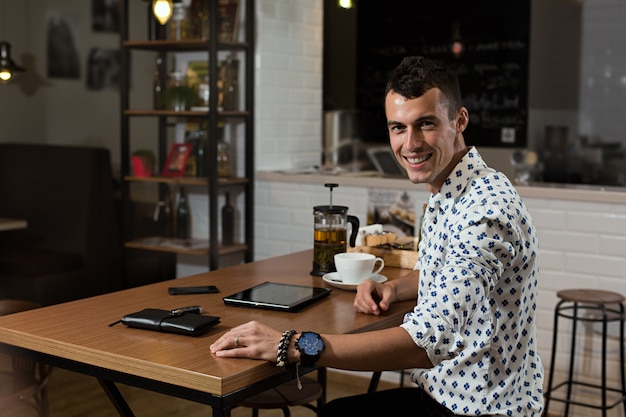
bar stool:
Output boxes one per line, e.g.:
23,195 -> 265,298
544,289 -> 626,417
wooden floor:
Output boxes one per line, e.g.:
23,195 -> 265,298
1,353 -> 400,417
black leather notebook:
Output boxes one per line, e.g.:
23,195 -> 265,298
223,282 -> 332,312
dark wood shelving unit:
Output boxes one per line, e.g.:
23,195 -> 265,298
119,0 -> 255,276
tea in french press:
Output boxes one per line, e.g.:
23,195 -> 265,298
311,183 -> 359,276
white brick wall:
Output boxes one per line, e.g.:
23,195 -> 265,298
254,0 -> 323,172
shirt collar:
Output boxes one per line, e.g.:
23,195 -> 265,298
428,146 -> 486,211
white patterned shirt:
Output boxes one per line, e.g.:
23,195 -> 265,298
400,147 -> 544,416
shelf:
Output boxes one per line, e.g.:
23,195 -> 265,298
123,109 -> 250,118
125,176 -> 249,187
125,237 -> 248,256
123,39 -> 250,52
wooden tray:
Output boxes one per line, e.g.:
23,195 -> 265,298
348,246 -> 418,270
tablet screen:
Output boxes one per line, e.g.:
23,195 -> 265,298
223,282 -> 332,312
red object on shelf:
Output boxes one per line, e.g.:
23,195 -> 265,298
131,156 -> 153,177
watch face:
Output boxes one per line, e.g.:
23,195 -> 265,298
299,331 -> 324,355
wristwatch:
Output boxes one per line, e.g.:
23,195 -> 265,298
295,331 -> 324,366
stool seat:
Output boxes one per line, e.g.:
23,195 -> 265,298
238,374 -> 324,417
544,288 -> 626,417
557,288 -> 625,304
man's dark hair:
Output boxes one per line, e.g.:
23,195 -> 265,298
385,56 -> 462,120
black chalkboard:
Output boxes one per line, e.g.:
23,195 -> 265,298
356,0 -> 530,148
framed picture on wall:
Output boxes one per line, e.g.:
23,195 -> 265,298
162,143 -> 192,177
91,0 -> 120,33
46,11 -> 81,79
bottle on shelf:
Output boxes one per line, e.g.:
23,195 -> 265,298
176,186 -> 191,239
165,192 -> 175,237
189,0 -> 209,40
168,2 -> 190,41
217,122 -> 231,177
153,55 -> 165,109
222,57 -> 239,111
195,129 -> 208,177
184,130 -> 199,176
153,193 -> 174,237
222,192 -> 235,245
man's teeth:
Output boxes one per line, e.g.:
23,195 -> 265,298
406,155 -> 429,164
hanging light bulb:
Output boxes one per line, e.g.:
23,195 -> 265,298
0,41 -> 25,83
153,0 -> 174,25
338,0 -> 353,9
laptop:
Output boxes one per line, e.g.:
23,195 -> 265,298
222,282 -> 332,312
366,146 -> 408,178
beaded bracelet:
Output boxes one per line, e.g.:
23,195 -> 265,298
276,329 -> 296,367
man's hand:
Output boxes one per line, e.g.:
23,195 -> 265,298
353,279 -> 396,315
354,270 -> 420,315
210,320 -> 281,362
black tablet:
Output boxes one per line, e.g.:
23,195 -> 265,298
222,282 -> 332,312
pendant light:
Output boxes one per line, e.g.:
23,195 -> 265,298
0,41 -> 25,83
338,0 -> 354,9
153,0 -> 174,25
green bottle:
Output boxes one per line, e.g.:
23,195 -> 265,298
176,186 -> 191,239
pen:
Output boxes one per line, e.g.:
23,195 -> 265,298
169,305 -> 203,316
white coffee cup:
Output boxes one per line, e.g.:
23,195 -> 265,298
334,252 -> 385,285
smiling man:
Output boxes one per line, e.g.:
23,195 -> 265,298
211,56 -> 544,417
385,65 -> 468,192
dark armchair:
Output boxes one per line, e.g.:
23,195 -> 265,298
0,143 -> 123,306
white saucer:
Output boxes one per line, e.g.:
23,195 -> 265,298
322,272 -> 388,291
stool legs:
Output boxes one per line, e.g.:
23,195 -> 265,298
564,301 -> 578,416
544,299 -> 563,415
544,299 -> 626,417
601,303 -> 607,417
611,302 -> 624,416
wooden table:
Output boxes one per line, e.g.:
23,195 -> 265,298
0,250 -> 414,417
0,217 -> 27,231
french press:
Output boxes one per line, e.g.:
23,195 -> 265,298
311,183 -> 359,276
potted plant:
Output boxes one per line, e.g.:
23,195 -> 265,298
163,72 -> 198,111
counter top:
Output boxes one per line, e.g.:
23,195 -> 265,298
257,170 -> 626,205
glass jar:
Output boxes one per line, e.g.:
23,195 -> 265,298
217,141 -> 231,178
197,75 -> 209,107
165,71 -> 190,111
168,3 -> 190,41
185,129 -> 207,177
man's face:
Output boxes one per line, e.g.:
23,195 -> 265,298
385,88 -> 466,193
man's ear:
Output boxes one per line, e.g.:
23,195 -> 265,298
456,107 -> 469,132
